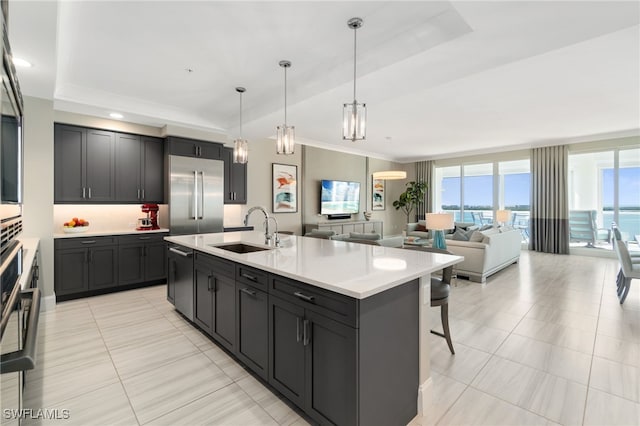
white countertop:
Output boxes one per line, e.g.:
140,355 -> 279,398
18,237 -> 40,290
165,231 -> 463,299
54,228 -> 170,239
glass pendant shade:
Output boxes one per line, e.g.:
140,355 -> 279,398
343,101 -> 366,142
233,87 -> 248,164
233,138 -> 248,164
276,125 -> 295,155
276,60 -> 295,155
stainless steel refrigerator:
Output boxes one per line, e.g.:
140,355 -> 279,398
168,155 -> 224,235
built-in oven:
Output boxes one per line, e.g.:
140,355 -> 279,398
1,220 -> 40,426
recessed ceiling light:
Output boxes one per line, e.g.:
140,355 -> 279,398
109,112 -> 123,119
12,57 -> 32,68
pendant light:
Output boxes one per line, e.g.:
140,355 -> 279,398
276,60 -> 295,155
343,17 -> 366,142
233,87 -> 248,164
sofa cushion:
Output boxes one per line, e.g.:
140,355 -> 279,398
479,224 -> 494,231
349,232 -> 381,240
469,231 -> 485,242
454,222 -> 476,230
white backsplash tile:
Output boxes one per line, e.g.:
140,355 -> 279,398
53,204 -> 169,233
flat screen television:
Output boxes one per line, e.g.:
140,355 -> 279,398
320,180 -> 360,218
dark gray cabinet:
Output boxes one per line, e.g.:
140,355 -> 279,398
55,233 -> 167,301
223,147 -> 247,204
118,234 -> 168,285
193,252 -> 236,352
235,277 -> 269,380
167,136 -> 223,160
268,294 -> 357,426
54,236 -> 118,297
55,124 -> 116,203
115,134 -> 164,203
55,124 -> 163,204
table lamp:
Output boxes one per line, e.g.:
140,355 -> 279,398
496,209 -> 511,227
426,213 -> 454,250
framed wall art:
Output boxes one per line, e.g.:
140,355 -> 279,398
372,178 -> 385,210
272,163 -> 297,213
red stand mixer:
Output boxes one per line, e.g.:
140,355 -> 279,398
136,203 -> 160,230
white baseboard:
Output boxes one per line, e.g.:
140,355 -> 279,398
41,294 -> 57,312
417,376 -> 433,417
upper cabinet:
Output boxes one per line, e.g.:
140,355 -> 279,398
166,136 -> 223,160
115,133 -> 164,203
54,124 -> 164,204
223,147 -> 247,204
55,124 -> 116,203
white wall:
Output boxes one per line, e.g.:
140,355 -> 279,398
22,96 -> 55,302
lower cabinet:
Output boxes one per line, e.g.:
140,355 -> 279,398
194,253 -> 236,352
55,236 -> 118,296
269,295 -> 357,426
118,234 -> 167,285
236,282 -> 269,380
55,233 -> 167,300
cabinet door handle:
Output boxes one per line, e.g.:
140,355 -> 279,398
84,251 -> 88,264
207,275 -> 216,291
169,247 -> 192,257
241,273 -> 257,282
294,292 -> 315,303
296,317 -> 302,343
137,188 -> 141,199
82,187 -> 86,199
88,187 -> 92,199
239,287 -> 256,297
138,237 -> 150,240
81,240 -> 96,245
142,189 -> 145,200
88,249 -> 93,263
303,319 -> 311,346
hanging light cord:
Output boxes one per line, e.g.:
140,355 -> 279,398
284,65 -> 288,126
352,24 -> 357,103
239,92 -> 243,138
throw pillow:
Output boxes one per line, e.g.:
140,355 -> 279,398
349,232 -> 381,240
479,224 -> 494,231
469,231 -> 485,242
415,224 -> 428,232
452,228 -> 471,241
454,222 -> 476,230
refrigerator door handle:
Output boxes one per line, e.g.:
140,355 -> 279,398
192,170 -> 198,220
199,171 -> 205,219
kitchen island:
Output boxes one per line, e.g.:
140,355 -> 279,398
165,231 -> 462,426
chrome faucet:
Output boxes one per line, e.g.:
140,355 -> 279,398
244,206 -> 279,246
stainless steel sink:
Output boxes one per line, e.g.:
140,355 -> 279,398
210,243 -> 272,253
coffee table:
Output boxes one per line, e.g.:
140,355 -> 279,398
403,238 -> 431,248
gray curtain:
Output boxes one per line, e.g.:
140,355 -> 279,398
415,160 -> 433,221
530,145 -> 569,254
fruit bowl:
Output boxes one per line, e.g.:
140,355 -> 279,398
63,226 -> 89,234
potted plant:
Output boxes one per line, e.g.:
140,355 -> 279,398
393,181 -> 427,224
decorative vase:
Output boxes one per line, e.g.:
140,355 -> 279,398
363,211 -> 372,221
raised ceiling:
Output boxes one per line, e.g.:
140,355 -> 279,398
9,1 -> 640,162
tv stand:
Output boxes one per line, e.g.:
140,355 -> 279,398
327,214 -> 352,220
306,220 -> 383,236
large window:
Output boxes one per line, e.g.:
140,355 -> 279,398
570,148 -> 639,239
434,159 -> 530,227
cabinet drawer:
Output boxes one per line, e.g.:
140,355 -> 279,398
117,233 -> 168,245
269,275 -> 358,327
55,236 -> 117,250
194,252 -> 235,279
236,264 -> 269,291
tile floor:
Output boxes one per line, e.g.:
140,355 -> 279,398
20,250 -> 640,425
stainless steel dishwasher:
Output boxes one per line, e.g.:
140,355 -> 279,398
167,244 -> 194,321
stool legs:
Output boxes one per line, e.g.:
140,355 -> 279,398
430,303 -> 455,355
